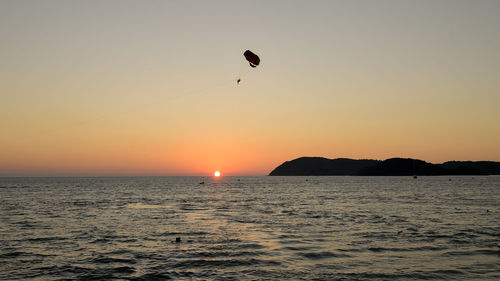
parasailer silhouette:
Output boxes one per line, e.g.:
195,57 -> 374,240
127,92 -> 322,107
238,50 -> 260,84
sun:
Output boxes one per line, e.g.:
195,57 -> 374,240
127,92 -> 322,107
214,171 -> 221,177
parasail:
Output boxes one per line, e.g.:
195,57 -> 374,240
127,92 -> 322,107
243,50 -> 260,68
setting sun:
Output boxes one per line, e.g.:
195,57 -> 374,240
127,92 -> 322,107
214,171 -> 221,177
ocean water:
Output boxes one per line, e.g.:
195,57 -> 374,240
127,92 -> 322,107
0,176 -> 499,280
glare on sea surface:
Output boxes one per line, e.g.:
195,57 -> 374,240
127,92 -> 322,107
214,171 -> 221,177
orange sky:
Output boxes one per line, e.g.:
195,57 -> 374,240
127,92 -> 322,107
1,1 -> 499,176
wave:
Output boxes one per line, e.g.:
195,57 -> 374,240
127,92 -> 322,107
299,251 -> 352,259
173,258 -> 281,268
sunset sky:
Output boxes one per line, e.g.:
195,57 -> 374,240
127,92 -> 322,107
1,0 -> 499,176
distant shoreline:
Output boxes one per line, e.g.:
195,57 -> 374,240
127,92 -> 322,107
269,157 -> 500,176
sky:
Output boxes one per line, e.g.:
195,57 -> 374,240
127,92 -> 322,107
1,0 -> 499,176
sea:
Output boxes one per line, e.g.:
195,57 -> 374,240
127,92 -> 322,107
0,176 -> 499,280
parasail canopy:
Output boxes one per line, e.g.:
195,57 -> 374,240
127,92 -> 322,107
243,50 -> 260,68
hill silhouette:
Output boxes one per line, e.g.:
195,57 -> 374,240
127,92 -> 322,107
269,157 -> 377,176
269,157 -> 500,176
440,161 -> 500,175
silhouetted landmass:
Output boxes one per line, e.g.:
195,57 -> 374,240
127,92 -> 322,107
440,161 -> 500,175
357,158 -> 448,176
269,157 -> 377,176
269,157 -> 500,176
